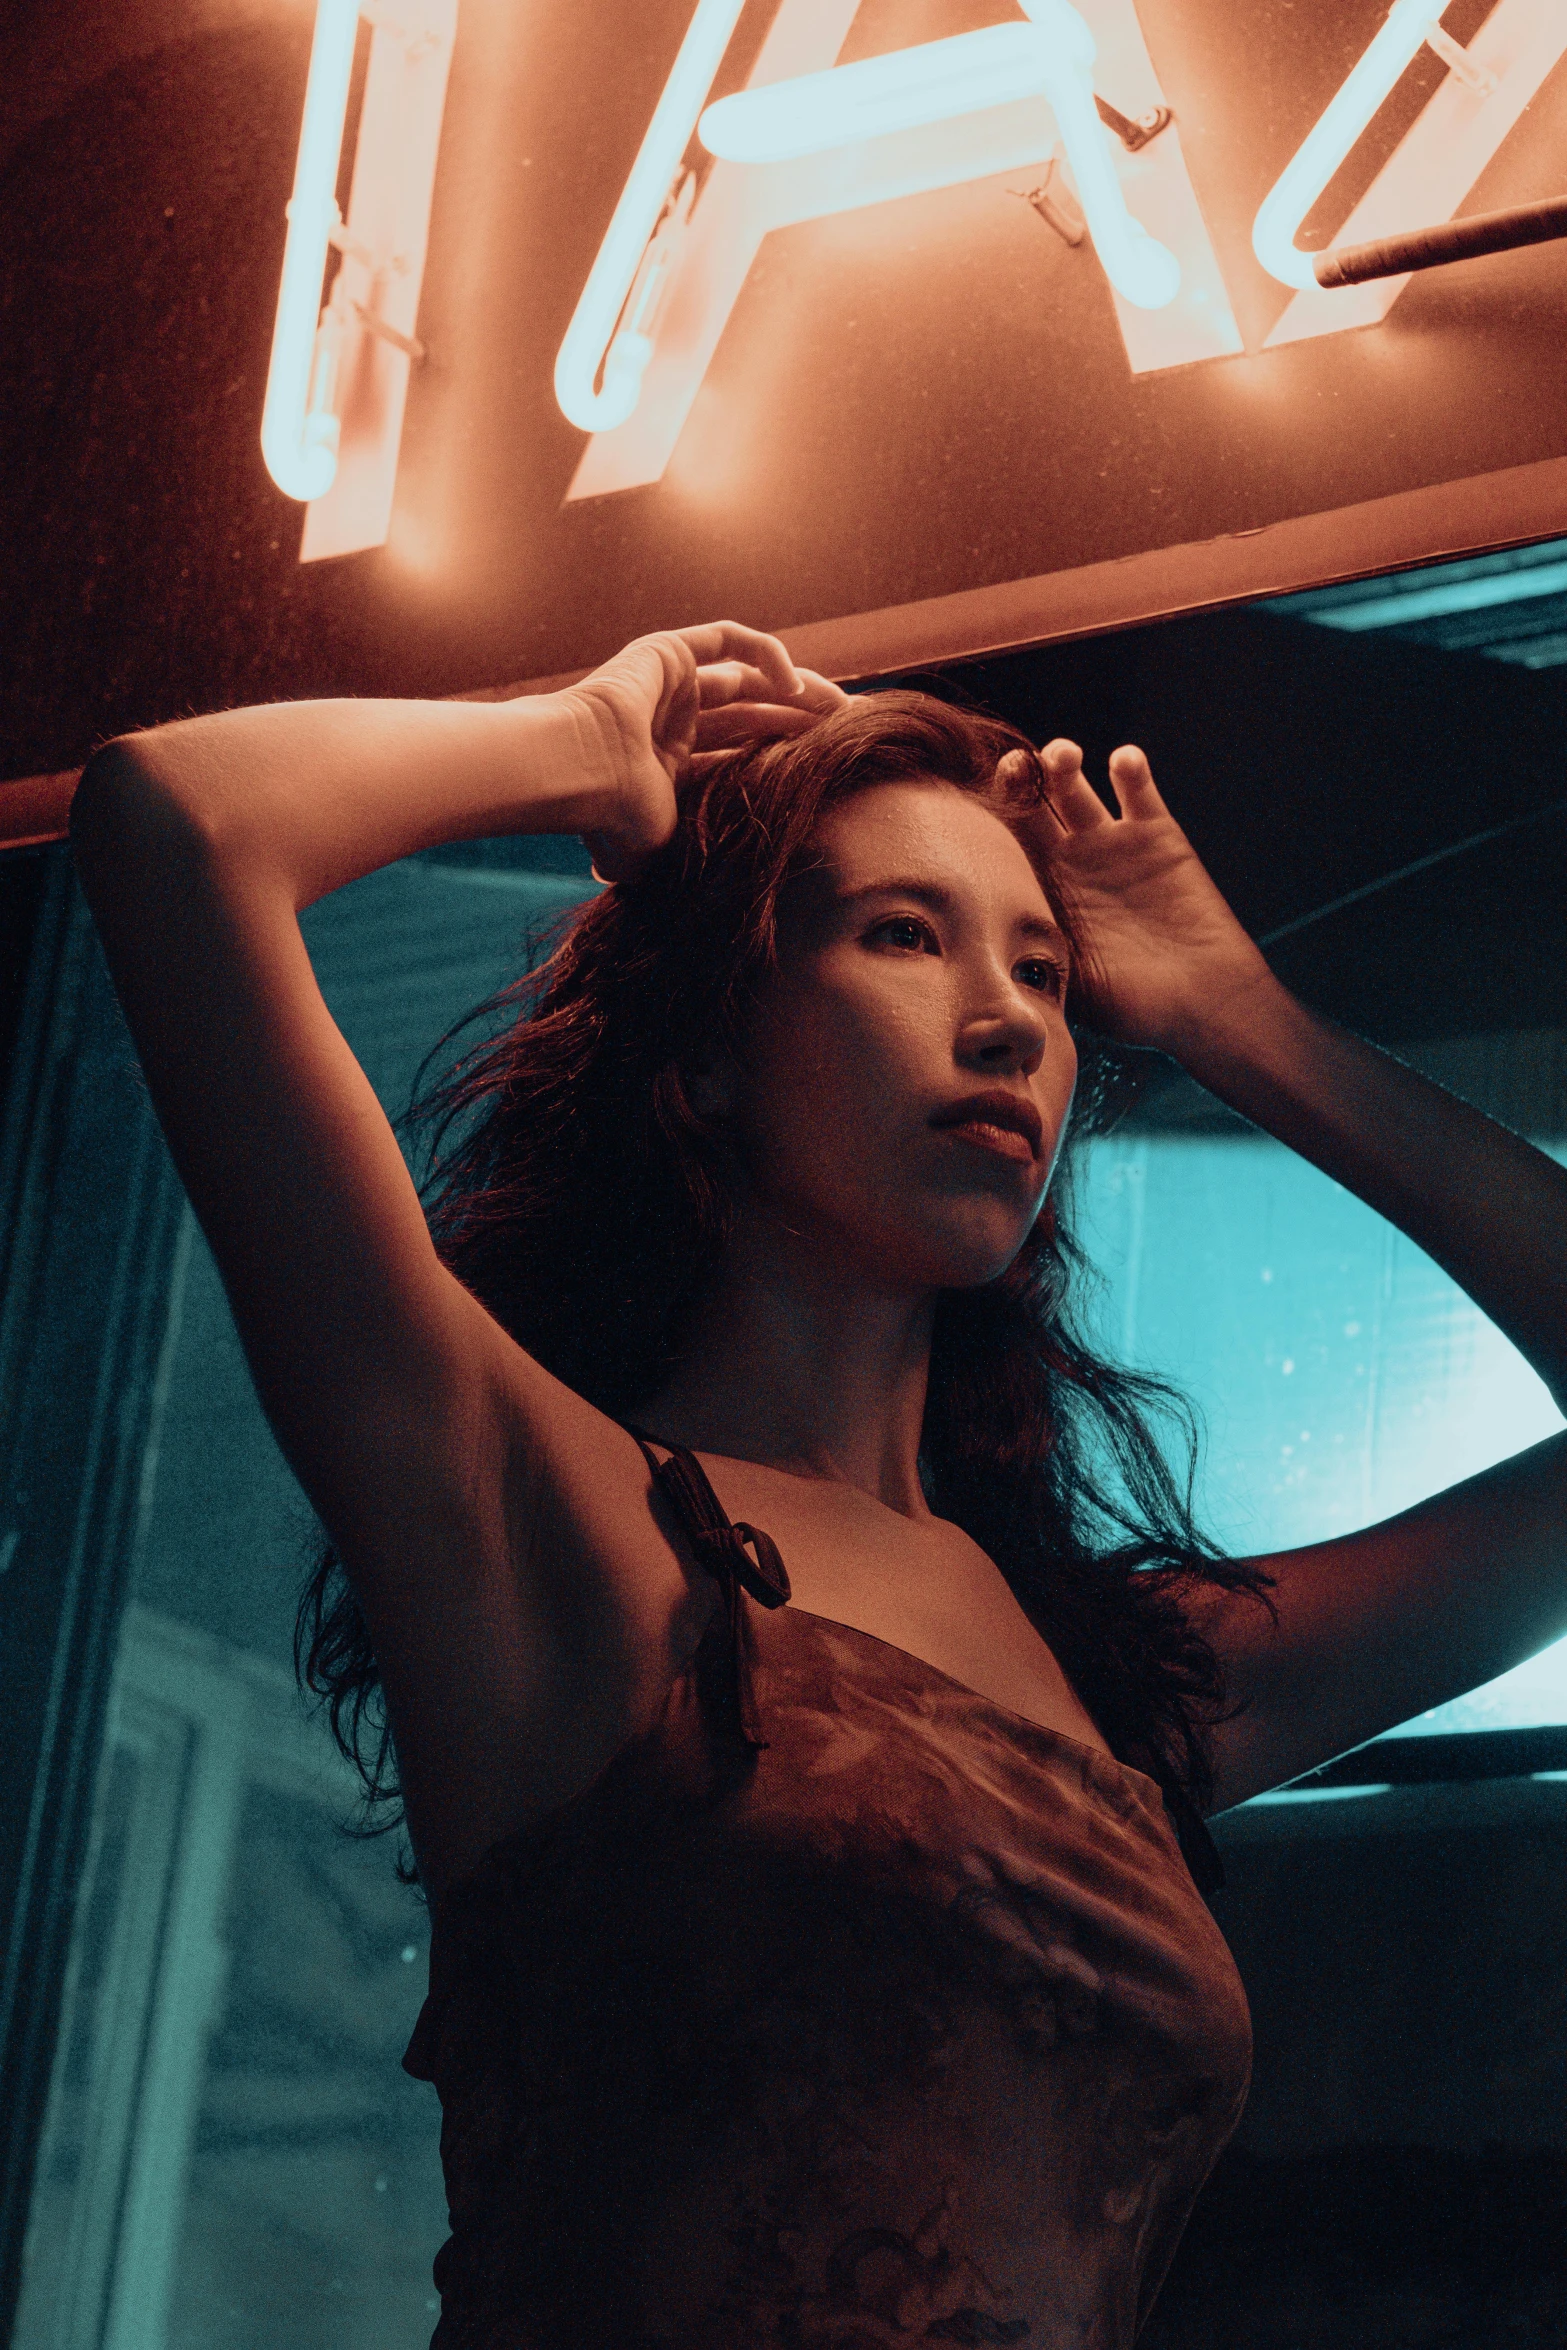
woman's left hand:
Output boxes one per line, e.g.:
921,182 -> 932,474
1020,739 -> 1276,1056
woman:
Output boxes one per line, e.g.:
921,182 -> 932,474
72,622 -> 1567,2347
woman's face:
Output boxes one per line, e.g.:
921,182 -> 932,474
733,779 -> 1078,1295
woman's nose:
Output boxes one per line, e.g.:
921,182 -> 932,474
958,983 -> 1050,1075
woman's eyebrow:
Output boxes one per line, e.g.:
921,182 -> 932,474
836,877 -> 1071,956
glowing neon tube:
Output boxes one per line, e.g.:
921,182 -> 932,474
699,24 -> 1043,161
554,0 -> 748,433
1017,0 -> 1179,308
260,0 -> 360,502
1253,0 -> 1484,289
698,0 -> 1179,309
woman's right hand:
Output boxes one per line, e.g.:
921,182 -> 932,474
563,622 -> 848,881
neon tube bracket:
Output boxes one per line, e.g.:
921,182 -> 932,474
1094,93 -> 1172,152
1423,22 -> 1499,97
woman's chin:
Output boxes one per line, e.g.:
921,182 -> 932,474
737,1184 -> 1038,1297
875,1214 -> 1035,1295
941,1244 -> 1031,1292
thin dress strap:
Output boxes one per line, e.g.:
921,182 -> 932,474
626,1427 -> 790,1750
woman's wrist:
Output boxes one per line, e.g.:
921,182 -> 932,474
1146,950 -> 1288,1073
547,683 -> 653,848
496,689 -> 625,841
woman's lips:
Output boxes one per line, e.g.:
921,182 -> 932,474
940,1119 -> 1036,1164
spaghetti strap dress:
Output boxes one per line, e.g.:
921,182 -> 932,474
403,1436 -> 1252,2349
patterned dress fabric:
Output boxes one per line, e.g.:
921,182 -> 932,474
404,1453 -> 1251,2349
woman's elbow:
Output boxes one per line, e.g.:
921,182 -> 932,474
73,735 -> 169,839
73,728 -> 231,863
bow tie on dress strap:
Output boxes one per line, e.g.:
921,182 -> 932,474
686,1518 -> 791,1609
639,1440 -> 791,1753
649,1447 -> 792,1608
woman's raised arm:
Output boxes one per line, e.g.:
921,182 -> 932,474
70,625 -> 814,1477
1028,740 -> 1567,1807
69,627 -> 836,1878
70,689 -> 607,1498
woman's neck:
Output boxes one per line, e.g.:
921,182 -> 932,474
637,1223 -> 936,1518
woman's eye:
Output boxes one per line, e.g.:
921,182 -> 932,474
873,916 -> 935,953
1018,956 -> 1068,997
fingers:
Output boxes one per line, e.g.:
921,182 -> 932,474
793,667 -> 852,713
695,658 -> 798,711
619,626 -> 848,739
691,663 -> 851,749
673,620 -> 803,702
1039,738 -> 1113,832
1106,743 -> 1168,818
694,654 -> 850,715
1036,738 -> 1167,826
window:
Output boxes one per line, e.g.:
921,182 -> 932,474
1080,1047 -> 1567,1754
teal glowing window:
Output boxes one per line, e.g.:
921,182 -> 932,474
1079,1127 -> 1567,1739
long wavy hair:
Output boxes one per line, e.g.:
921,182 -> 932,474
297,689 -> 1274,1866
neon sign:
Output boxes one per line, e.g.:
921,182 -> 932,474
1253,0 -> 1498,292
565,0 -> 1243,506
555,0 -> 750,434
264,0 -> 1567,556
695,5 -> 1183,308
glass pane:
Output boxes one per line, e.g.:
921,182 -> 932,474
1078,1126 -> 1567,1737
